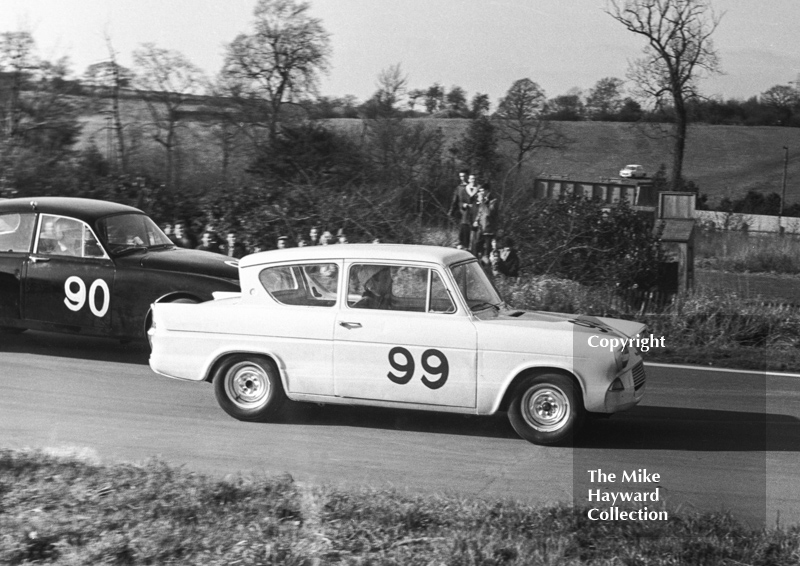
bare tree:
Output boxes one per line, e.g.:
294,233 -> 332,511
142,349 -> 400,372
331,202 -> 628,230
0,31 -> 37,141
585,77 -> 625,119
105,35 -> 131,172
424,83 -> 444,114
445,86 -> 468,115
0,31 -> 82,191
494,78 -> 569,175
761,85 -> 799,109
370,63 -> 407,116
221,0 -> 331,143
133,43 -> 205,191
83,36 -> 134,171
470,93 -> 490,118
607,0 -> 722,190
407,88 -> 425,112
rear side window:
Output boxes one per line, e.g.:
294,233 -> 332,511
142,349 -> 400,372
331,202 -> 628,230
259,263 -> 339,307
36,214 -> 108,259
0,213 -> 35,253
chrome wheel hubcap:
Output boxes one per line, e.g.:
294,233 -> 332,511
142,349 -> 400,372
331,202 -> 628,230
522,386 -> 570,432
226,362 -> 270,409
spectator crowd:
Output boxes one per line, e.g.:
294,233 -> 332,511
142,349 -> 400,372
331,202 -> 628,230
448,169 -> 519,277
161,169 -> 520,278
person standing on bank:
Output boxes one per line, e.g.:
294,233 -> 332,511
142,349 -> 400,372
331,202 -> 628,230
221,232 -> 247,258
449,170 -> 477,249
472,182 -> 498,258
195,230 -> 220,253
308,226 -> 320,246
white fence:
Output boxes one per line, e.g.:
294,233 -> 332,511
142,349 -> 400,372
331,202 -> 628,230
695,210 -> 800,234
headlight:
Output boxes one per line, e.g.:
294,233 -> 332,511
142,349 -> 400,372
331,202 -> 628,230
615,341 -> 630,372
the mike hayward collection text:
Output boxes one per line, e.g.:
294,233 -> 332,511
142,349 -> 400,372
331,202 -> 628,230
586,468 -> 668,521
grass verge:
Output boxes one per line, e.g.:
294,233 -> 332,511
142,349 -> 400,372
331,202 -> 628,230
1,449 -> 798,565
696,230 -> 800,275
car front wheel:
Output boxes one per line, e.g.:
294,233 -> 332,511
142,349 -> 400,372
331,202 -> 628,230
214,355 -> 286,422
508,373 -> 584,445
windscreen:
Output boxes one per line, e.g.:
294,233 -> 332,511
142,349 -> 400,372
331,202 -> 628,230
449,260 -> 503,312
97,213 -> 173,254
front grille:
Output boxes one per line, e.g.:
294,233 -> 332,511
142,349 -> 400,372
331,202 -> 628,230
632,362 -> 646,391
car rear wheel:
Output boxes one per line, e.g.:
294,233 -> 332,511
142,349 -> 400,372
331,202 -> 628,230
214,355 -> 286,422
508,373 -> 584,446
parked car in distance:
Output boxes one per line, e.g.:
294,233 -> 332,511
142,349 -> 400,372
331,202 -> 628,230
148,244 -> 647,445
0,197 -> 240,340
619,164 -> 647,178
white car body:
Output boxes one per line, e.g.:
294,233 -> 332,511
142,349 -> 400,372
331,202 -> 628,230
148,244 -> 646,445
619,164 -> 646,178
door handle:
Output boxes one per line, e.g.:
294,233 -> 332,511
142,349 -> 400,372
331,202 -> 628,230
339,321 -> 362,329
30,256 -> 51,263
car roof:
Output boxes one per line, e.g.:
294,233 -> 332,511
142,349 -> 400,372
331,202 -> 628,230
240,243 -> 476,268
0,197 -> 145,225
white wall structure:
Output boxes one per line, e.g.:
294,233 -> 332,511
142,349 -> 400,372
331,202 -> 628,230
695,210 -> 800,234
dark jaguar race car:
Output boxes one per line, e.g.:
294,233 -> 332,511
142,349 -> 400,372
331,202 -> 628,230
0,197 -> 239,340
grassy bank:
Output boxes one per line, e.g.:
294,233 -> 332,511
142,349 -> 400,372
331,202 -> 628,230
495,277 -> 800,371
1,449 -> 797,565
696,230 -> 800,275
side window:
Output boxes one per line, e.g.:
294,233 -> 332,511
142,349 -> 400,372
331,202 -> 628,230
259,263 -> 338,307
430,271 -> 456,313
37,215 -> 108,259
349,264 -> 394,310
0,213 -> 35,253
349,264 -> 454,314
82,229 -> 106,258
392,266 -> 428,312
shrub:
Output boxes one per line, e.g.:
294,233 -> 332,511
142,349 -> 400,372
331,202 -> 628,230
504,194 -> 663,290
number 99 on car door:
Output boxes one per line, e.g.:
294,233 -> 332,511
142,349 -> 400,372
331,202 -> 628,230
333,263 -> 477,408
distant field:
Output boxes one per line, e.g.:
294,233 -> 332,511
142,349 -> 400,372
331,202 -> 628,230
326,118 -> 800,205
75,97 -> 800,205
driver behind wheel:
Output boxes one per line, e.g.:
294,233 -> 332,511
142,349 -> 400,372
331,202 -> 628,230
353,265 -> 394,310
52,219 -> 82,257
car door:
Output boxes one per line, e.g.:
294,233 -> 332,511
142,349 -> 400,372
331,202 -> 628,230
0,212 -> 36,323
23,214 -> 116,332
256,261 -> 341,396
333,262 -> 478,408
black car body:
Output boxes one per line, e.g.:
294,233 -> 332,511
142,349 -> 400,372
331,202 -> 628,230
0,197 -> 240,340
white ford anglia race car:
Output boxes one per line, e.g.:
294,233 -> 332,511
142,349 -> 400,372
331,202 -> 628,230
148,244 -> 646,445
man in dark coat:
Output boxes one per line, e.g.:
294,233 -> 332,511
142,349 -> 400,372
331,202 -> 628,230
492,237 -> 520,277
449,170 -> 477,249
220,232 -> 247,258
472,183 -> 498,258
195,230 -> 221,253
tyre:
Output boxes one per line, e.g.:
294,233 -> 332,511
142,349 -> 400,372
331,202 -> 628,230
214,355 -> 286,422
508,373 -> 584,446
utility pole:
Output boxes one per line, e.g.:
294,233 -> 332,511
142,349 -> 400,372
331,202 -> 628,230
780,146 -> 789,234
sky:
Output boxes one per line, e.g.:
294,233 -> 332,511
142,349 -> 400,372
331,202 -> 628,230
2,0 -> 799,106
